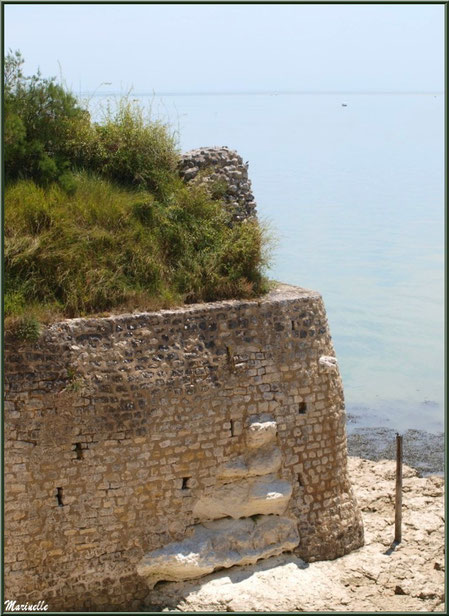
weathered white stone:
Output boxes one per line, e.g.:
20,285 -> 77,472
218,446 -> 282,479
137,515 -> 299,589
143,458 -> 444,614
193,476 -> 292,520
183,167 -> 198,181
319,355 -> 338,371
218,456 -> 248,479
246,415 -> 277,449
249,446 -> 283,476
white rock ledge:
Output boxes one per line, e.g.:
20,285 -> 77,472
319,355 -> 338,371
137,515 -> 299,589
192,476 -> 292,520
246,415 -> 278,449
218,445 -> 282,479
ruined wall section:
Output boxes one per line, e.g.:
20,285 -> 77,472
4,284 -> 363,611
178,146 -> 257,222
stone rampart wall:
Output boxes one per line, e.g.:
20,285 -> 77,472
4,284 -> 363,611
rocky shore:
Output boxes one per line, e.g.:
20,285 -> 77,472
142,456 -> 445,612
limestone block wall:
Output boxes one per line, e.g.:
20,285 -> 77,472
178,146 -> 257,221
4,284 -> 363,611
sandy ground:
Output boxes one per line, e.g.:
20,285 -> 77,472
142,457 -> 445,612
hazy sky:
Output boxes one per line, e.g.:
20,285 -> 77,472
4,2 -> 444,94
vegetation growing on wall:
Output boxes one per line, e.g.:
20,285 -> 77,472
4,51 -> 270,329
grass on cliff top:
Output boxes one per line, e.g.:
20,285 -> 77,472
4,172 -> 271,330
4,51 -> 272,337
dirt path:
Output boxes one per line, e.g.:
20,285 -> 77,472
143,457 -> 445,612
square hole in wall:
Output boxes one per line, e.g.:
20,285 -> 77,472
181,477 -> 191,490
56,487 -> 64,507
298,402 -> 307,414
230,419 -> 236,437
73,442 -> 83,460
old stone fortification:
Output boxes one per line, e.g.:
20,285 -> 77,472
178,146 -> 257,222
4,284 -> 363,611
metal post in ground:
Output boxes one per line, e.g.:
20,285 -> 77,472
394,433 -> 403,543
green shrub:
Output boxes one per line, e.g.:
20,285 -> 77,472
4,289 -> 26,316
209,178 -> 229,200
13,315 -> 41,342
4,50 -> 91,187
4,51 -> 179,199
88,98 -> 180,199
4,52 -> 271,319
4,174 -> 271,318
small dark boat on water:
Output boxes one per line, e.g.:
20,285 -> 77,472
342,103 -> 347,107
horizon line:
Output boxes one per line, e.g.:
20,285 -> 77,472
78,89 -> 444,97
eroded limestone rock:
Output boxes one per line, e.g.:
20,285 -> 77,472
319,355 -> 339,371
143,458 -> 444,613
192,476 -> 292,520
139,412 -> 297,589
137,515 -> 299,589
218,445 -> 282,479
246,415 -> 277,449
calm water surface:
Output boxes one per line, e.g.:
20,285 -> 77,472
91,92 -> 445,433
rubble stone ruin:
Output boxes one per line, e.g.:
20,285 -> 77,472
4,147 -> 364,611
178,146 -> 257,222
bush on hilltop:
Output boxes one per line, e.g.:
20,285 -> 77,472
4,51 -> 270,329
4,50 -> 179,196
4,50 -> 89,188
